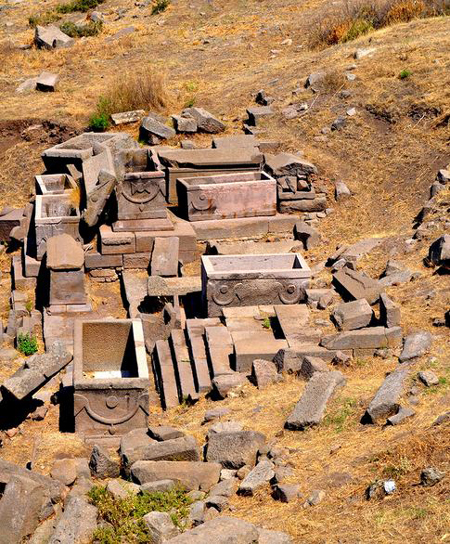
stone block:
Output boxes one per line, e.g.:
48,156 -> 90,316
238,460 -> 274,495
123,253 -> 151,269
182,107 -> 225,133
143,511 -> 179,542
48,496 -> 98,544
131,461 -> 221,491
36,71 -> 58,92
46,233 -> 84,270
294,222 -> 321,250
165,516 -> 258,544
252,359 -> 279,388
279,197 -> 327,213
285,371 -> 346,429
172,113 -> 197,133
0,208 -> 23,242
333,267 -> 383,304
212,373 -> 247,399
379,293 -> 401,328
246,106 -> 274,126
49,269 -> 86,306
399,331 -> 432,362
85,252 -> 122,269
332,299 -> 373,331
100,225 -> 135,255
205,430 -> 266,469
34,25 -> 74,49
321,327 -> 401,350
140,116 -> 176,144
151,237 -> 179,277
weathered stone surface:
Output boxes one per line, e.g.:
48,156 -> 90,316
144,511 -> 179,542
332,299 -> 373,331
106,479 -> 140,499
279,197 -> 327,213
50,458 -> 78,486
273,483 -> 302,503
48,496 -> 98,544
363,365 -> 411,424
2,342 -> 72,401
36,71 -> 58,92
140,480 -> 176,493
0,474 -> 52,543
165,516 -> 259,543
148,425 -> 185,441
399,331 -> 433,362
172,113 -> 197,133
140,116 -> 176,143
335,181 -> 351,200
209,421 -> 243,434
212,373 -> 247,399
204,407 -> 231,423
333,267 -> 383,304
206,430 -> 266,469
420,467 -> 445,487
321,327 -> 402,350
83,170 -> 116,228
209,478 -> 237,498
238,460 -> 274,495
252,359 -> 279,388
131,461 -> 221,491
285,371 -> 346,430
257,528 -> 293,544
46,234 -> 84,270
151,237 -> 179,277
379,293 -> 401,328
89,445 -> 120,479
294,222 -> 321,250
428,234 -> 450,269
299,356 -> 329,380
120,428 -> 157,468
111,110 -> 145,126
182,107 -> 225,133
386,406 -> 415,426
418,370 -> 439,387
137,435 -> 200,463
35,25 -> 74,49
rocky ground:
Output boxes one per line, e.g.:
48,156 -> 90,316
0,0 -> 449,543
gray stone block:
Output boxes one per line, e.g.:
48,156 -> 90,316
332,299 -> 373,331
205,430 -> 266,469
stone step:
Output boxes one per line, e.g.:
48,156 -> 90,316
170,329 -> 199,402
153,340 -> 179,410
274,304 -> 310,339
205,326 -> 235,377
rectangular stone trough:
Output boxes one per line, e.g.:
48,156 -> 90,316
201,253 -> 311,317
35,193 -> 81,259
35,173 -> 77,195
73,319 -> 150,438
177,171 -> 277,221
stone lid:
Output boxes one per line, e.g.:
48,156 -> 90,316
157,148 -> 263,168
47,233 -> 84,270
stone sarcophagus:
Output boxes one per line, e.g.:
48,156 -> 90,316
73,319 -> 150,438
176,171 -> 277,221
35,193 -> 81,259
202,253 -> 311,317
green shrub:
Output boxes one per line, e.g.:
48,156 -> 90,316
56,0 -> 104,14
17,333 -> 38,356
60,20 -> 103,37
28,12 -> 61,27
152,0 -> 170,15
89,112 -> 109,132
399,69 -> 412,79
342,18 -> 374,41
88,485 -> 192,543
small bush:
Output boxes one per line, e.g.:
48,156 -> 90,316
262,317 -> 271,330
88,485 -> 192,543
17,333 -> 38,356
56,0 -> 104,14
89,112 -> 109,132
152,0 -> 170,15
60,20 -> 103,37
399,68 -> 412,78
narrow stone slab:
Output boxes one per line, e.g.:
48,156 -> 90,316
165,517 -> 258,544
285,371 -> 346,430
170,329 -> 198,401
363,365 -> 411,424
154,340 -> 179,409
138,435 -> 200,462
205,326 -> 234,376
151,237 -> 179,277
275,304 -> 310,339
380,293 -> 401,328
131,461 -> 221,491
238,460 -> 274,495
333,268 -> 383,304
321,327 -> 402,350
209,240 -> 301,255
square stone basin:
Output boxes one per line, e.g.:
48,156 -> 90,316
35,173 -> 77,195
73,319 -> 150,437
201,253 -> 311,317
177,171 -> 276,221
35,193 -> 81,259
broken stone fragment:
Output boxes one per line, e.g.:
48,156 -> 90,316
294,221 -> 321,250
151,237 -> 179,277
111,110 -> 145,126
131,461 -> 221,491
252,359 -> 279,388
272,483 -> 302,503
238,460 -> 274,496
420,467 -> 445,487
48,496 -> 98,544
106,479 -> 140,500
46,234 -> 84,270
143,511 -> 179,542
333,267 -> 383,304
181,107 -> 225,133
386,406 -> 415,426
89,445 -> 120,479
379,293 -> 401,328
139,115 -> 176,144
399,331 -> 433,362
148,425 -> 185,441
417,370 -> 439,387
427,234 -> 450,270
172,113 -> 197,133
34,25 -> 74,49
205,430 -> 266,469
164,516 -> 259,543
211,373 -> 247,399
335,181 -> 351,200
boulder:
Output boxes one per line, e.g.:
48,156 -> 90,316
399,331 -> 433,362
285,371 -> 346,430
205,430 -> 266,469
164,516 -> 259,543
143,511 -> 179,542
363,365 -> 411,424
131,461 -> 221,491
89,445 -> 120,479
182,107 -> 225,133
48,496 -> 98,544
332,299 -> 373,331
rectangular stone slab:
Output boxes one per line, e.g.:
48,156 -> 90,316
176,171 -> 277,221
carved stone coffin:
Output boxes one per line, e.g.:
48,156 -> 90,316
73,319 -> 150,438
201,253 -> 311,317
176,171 -> 277,221
34,193 -> 81,260
116,171 -> 167,221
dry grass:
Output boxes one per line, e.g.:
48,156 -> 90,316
308,0 -> 450,48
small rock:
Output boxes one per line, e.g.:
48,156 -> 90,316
51,458 -> 77,486
305,489 -> 325,506
335,181 -> 351,200
143,511 -> 179,542
107,479 -> 140,499
36,71 -> 59,92
203,408 -> 230,423
418,370 -> 439,387
209,421 -> 243,434
346,107 -> 357,116
273,483 -> 302,503
386,406 -> 415,426
420,467 -> 445,487
331,116 -> 347,131
89,445 -> 120,479
399,331 -> 433,362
